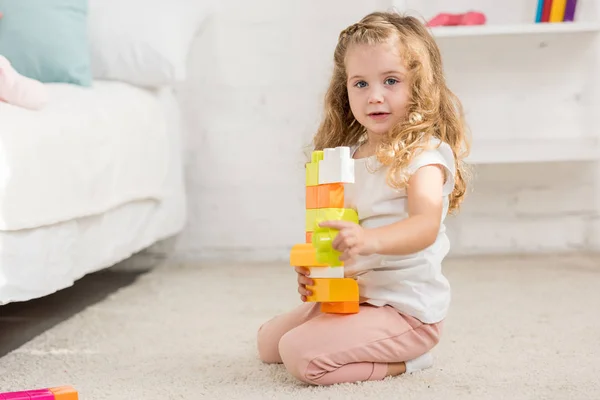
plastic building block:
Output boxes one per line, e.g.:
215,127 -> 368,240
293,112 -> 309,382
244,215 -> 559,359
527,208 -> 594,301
307,266 -> 344,279
3,393 -> 29,400
305,186 -> 319,209
305,150 -> 323,187
306,278 -> 359,302
318,147 -> 355,185
321,301 -> 359,314
305,231 -> 312,243
0,387 -> 78,400
28,390 -> 54,399
312,224 -> 342,266
306,183 -> 345,209
305,207 -> 358,232
49,386 -> 78,400
290,243 -> 328,267
290,147 -> 360,314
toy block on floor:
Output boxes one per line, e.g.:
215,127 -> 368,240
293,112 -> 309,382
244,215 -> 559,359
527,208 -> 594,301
0,386 -> 77,400
49,386 -> 78,400
28,389 -> 55,399
319,147 -> 355,184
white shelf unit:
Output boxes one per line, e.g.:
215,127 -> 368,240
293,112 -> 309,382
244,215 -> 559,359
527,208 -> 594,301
396,0 -> 600,165
431,22 -> 600,38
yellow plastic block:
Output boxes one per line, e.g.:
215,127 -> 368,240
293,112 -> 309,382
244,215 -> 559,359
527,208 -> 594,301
305,151 -> 323,187
321,301 -> 359,314
290,243 -> 328,267
305,207 -> 358,232
306,278 -> 359,303
49,386 -> 79,400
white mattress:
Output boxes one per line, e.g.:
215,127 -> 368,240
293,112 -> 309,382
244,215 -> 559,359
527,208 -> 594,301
0,81 -> 169,231
0,83 -> 186,305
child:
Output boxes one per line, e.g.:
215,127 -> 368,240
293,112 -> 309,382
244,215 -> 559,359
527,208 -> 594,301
257,10 -> 469,386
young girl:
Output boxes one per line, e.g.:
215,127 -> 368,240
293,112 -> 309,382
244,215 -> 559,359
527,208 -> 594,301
257,11 -> 469,386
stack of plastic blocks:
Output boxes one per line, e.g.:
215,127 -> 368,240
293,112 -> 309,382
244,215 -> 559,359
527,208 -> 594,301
289,146 -> 360,314
0,386 -> 78,399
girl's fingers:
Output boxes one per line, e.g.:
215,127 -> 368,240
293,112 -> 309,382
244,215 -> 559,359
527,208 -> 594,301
294,266 -> 310,275
297,285 -> 312,297
298,274 -> 314,286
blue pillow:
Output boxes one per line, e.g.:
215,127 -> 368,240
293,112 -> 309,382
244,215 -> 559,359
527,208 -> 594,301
0,0 -> 91,86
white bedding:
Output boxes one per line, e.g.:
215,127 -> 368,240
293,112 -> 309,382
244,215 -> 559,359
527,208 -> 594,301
0,81 -> 169,231
0,84 -> 186,305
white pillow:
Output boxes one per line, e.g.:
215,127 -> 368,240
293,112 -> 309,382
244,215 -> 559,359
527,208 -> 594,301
88,0 -> 212,87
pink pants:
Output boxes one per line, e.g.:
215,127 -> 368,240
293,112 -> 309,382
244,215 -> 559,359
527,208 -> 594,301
257,302 -> 443,386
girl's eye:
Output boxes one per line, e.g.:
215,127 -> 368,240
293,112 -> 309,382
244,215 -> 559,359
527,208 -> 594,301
354,81 -> 367,88
385,78 -> 398,85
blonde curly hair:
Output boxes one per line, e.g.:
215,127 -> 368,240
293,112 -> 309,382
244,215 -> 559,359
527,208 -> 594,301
312,11 -> 470,212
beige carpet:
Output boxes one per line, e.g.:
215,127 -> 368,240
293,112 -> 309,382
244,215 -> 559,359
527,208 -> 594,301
0,253 -> 599,399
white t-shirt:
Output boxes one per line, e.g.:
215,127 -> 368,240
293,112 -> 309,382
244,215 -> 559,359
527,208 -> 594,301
343,137 -> 456,324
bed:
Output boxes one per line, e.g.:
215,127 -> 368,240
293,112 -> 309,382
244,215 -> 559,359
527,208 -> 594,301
0,81 -> 187,304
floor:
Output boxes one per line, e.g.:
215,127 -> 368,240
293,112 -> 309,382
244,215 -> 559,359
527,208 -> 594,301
0,253 -> 599,399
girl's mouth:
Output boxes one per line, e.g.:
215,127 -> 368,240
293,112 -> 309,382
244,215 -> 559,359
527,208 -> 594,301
368,112 -> 390,120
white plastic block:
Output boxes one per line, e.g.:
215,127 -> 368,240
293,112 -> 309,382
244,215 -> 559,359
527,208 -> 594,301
318,146 -> 355,184
308,266 -> 345,278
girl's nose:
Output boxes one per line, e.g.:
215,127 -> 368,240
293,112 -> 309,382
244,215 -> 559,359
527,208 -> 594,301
368,89 -> 384,104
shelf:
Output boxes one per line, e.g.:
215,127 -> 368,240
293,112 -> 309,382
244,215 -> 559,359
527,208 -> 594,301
465,137 -> 600,164
431,22 -> 600,38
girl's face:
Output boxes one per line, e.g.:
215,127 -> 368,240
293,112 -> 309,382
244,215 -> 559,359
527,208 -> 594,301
345,38 -> 410,142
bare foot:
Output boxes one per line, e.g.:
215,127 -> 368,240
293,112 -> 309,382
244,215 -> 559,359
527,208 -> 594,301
386,362 -> 407,377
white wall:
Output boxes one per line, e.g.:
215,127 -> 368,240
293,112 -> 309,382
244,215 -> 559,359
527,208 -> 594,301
172,0 -> 600,261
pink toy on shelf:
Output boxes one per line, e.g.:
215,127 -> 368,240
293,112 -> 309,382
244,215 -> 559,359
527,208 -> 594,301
427,11 -> 487,27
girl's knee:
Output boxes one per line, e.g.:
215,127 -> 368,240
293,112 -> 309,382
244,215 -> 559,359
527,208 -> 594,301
278,330 -> 321,385
256,321 -> 282,364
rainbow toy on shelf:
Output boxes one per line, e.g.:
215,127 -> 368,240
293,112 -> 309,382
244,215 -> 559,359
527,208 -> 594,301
289,147 -> 360,314
536,0 -> 578,23
0,385 -> 78,399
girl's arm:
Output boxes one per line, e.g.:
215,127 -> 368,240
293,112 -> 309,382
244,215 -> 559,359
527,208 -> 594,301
367,164 -> 445,255
320,164 -> 446,260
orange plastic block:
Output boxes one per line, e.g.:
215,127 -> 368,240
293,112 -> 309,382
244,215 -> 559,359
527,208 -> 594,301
306,278 -> 359,303
49,386 -> 78,400
306,183 -> 345,209
305,231 -> 312,243
321,301 -> 359,314
290,243 -> 328,267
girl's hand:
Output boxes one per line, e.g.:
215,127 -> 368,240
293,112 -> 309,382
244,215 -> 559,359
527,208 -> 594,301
295,266 -> 313,302
318,220 -> 379,262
